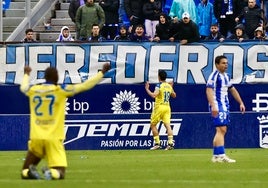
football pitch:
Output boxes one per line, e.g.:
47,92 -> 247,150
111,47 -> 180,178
0,149 -> 267,188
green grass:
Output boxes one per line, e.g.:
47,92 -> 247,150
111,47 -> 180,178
0,149 -> 267,188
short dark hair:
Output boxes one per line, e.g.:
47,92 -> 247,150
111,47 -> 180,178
25,28 -> 34,35
92,23 -> 99,28
135,24 -> 144,29
119,24 -> 128,30
45,67 -> 58,84
158,70 -> 167,81
215,55 -> 227,65
210,23 -> 218,27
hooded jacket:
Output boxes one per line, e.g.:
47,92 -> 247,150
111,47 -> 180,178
56,26 -> 75,42
154,13 -> 173,40
197,0 -> 217,37
236,4 -> 265,39
227,24 -> 249,40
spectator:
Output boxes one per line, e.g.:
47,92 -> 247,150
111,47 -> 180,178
118,0 -> 130,26
143,0 -> 162,39
56,26 -> 75,42
162,0 -> 173,14
68,0 -> 85,39
99,0 -> 119,40
2,10 -> 6,17
242,0 -> 261,7
253,26 -> 267,40
235,0 -> 265,39
88,24 -> 106,42
194,0 -> 215,5
263,0 -> 268,19
205,23 -> 225,42
173,12 -> 200,44
197,0 -> 217,39
2,0 -> 11,17
124,0 -> 145,31
75,0 -> 105,40
114,25 -> 131,41
22,29 -> 37,43
213,0 -> 243,38
130,24 -> 151,42
169,0 -> 198,24
153,12 -> 174,42
68,0 -> 85,23
227,23 -> 249,42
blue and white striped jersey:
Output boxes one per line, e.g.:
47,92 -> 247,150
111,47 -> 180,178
206,70 -> 233,112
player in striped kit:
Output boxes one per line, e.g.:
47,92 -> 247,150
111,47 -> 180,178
206,55 -> 245,163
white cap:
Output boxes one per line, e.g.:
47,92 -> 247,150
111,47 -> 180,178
255,26 -> 263,32
182,12 -> 190,19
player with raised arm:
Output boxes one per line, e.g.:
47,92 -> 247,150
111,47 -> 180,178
20,63 -> 111,180
206,55 -> 245,163
145,70 -> 176,150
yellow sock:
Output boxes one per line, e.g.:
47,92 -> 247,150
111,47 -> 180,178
168,136 -> 173,145
50,169 -> 61,179
153,136 -> 160,145
21,169 -> 29,178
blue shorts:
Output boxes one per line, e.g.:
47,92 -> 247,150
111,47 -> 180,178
212,111 -> 230,127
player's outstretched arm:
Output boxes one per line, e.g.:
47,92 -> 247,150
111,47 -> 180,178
20,66 -> 32,93
145,82 -> 158,98
73,63 -> 111,94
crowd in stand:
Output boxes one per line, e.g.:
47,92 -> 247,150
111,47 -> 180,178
21,0 -> 268,43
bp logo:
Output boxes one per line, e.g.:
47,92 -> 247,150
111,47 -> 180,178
257,115 -> 268,148
111,90 -> 141,114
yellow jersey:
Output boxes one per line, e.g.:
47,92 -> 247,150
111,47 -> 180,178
20,71 -> 104,140
154,82 -> 174,107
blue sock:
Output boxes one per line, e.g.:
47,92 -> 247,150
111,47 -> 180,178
213,146 -> 225,155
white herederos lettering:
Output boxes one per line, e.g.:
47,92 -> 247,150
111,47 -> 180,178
0,42 -> 268,84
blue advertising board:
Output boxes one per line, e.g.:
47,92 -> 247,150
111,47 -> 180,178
0,84 -> 268,150
0,111 -> 264,150
1,42 -> 268,150
1,84 -> 268,114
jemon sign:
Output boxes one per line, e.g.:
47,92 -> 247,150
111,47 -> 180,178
64,116 -> 182,149
0,112 -> 261,150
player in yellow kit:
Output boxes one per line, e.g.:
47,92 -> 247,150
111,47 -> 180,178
145,70 -> 176,150
20,63 -> 110,180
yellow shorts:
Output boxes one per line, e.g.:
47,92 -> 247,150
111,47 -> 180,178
28,139 -> 67,167
150,105 -> 171,125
